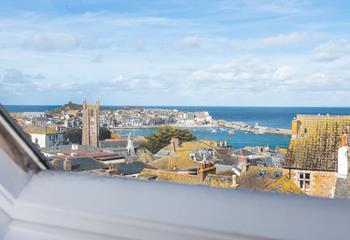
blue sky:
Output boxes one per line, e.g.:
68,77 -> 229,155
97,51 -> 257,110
0,0 -> 349,106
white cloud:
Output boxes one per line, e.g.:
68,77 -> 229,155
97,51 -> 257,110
232,32 -> 316,49
182,36 -> 201,48
312,39 -> 350,62
0,68 -> 45,94
247,0 -> 308,14
26,33 -> 79,51
182,58 -> 287,92
215,0 -> 309,14
90,54 -> 103,63
0,7 -> 347,105
273,66 -> 296,81
113,74 -> 124,83
23,33 -> 111,52
0,12 -> 188,54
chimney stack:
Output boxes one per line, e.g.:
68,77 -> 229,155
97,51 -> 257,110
64,157 -> 72,172
338,131 -> 349,178
170,137 -> 180,151
199,162 -> 205,183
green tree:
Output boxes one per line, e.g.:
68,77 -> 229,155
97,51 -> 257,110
99,127 -> 112,140
64,127 -> 112,144
64,128 -> 82,144
141,126 -> 196,153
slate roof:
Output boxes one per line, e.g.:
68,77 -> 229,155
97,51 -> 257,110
238,166 -> 285,191
214,148 -> 238,165
138,168 -> 200,185
158,171 -> 200,185
136,148 -> 155,162
233,149 -> 254,156
24,126 -> 62,135
99,139 -> 143,149
285,115 -> 350,171
46,148 -> 126,162
50,157 -> 107,171
113,162 -> 150,175
204,174 -> 233,188
152,140 -> 235,171
148,154 -> 199,171
216,168 -> 234,176
154,140 -> 216,159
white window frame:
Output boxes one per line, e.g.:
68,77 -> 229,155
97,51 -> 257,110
296,171 -> 312,192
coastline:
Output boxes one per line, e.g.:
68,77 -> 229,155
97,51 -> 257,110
109,120 -> 292,136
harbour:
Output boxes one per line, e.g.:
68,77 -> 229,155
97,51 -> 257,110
113,127 -> 291,149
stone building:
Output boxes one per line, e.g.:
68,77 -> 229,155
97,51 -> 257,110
82,100 -> 100,147
285,114 -> 350,198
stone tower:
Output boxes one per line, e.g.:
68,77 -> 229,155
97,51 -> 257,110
82,100 -> 100,147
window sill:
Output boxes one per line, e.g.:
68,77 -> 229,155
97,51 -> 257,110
1,170 -> 350,240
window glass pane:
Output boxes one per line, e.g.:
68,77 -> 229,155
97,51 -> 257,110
0,1 -> 348,202
305,181 -> 311,191
299,181 -> 304,189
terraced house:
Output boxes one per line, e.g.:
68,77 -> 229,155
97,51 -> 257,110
285,115 -> 350,198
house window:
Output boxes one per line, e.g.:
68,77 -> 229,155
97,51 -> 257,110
297,172 -> 311,191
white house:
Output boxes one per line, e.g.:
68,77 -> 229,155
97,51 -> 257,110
24,126 -> 64,148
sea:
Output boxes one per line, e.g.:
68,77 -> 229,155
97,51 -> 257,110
4,105 -> 350,149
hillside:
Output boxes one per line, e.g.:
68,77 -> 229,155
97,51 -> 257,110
47,101 -> 82,114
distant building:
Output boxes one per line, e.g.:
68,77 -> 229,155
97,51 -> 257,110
24,126 -> 64,148
82,100 -> 100,147
152,140 -> 219,169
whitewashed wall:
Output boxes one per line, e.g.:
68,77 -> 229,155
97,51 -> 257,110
29,134 -> 46,148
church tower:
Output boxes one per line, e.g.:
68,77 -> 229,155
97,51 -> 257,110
82,99 -> 100,147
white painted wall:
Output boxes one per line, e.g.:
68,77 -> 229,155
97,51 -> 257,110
30,133 -> 64,148
338,146 -> 348,178
30,134 -> 46,148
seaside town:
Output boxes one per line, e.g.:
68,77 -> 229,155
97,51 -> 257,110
2,1 -> 350,239
8,100 -> 350,199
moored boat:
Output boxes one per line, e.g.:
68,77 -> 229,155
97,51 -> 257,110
228,129 -> 235,134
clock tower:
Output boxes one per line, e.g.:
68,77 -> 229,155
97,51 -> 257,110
82,99 -> 100,147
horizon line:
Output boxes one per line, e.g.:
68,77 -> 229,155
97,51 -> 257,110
2,103 -> 350,108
